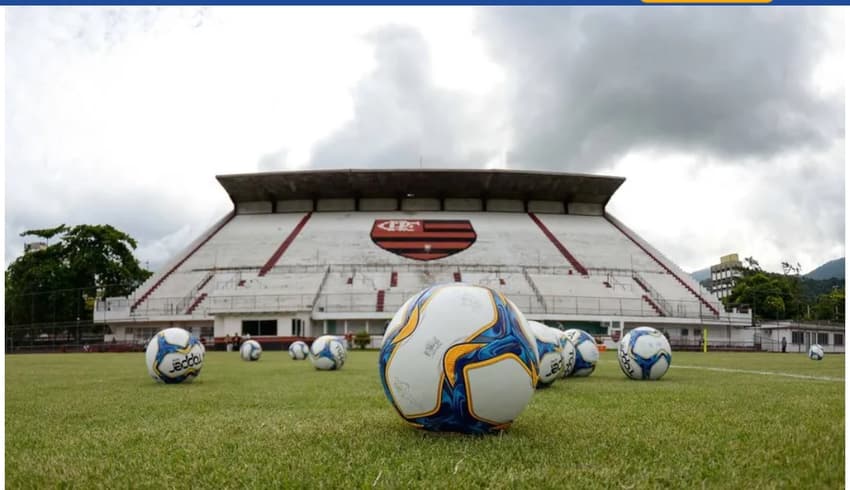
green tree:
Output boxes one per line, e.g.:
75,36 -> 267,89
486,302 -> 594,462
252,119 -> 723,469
724,271 -> 798,321
813,288 -> 845,322
5,224 -> 152,330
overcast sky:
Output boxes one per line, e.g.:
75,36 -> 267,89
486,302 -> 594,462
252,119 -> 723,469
4,7 -> 846,274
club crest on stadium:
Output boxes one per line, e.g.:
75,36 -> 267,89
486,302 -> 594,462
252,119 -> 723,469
370,219 -> 477,261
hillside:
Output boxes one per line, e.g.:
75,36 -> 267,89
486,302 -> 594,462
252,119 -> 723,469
805,258 -> 844,280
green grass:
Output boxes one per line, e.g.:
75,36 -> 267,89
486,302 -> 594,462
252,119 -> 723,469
5,350 -> 845,489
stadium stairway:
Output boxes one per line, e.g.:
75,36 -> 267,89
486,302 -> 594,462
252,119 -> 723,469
527,212 -> 588,276
258,212 -> 313,277
605,214 -> 719,316
640,295 -> 664,317
131,212 -> 235,312
186,293 -> 208,314
376,290 -> 386,312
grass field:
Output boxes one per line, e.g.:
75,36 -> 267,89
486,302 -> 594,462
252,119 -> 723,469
5,350 -> 845,489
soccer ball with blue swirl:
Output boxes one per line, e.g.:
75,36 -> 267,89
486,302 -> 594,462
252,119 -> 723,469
379,284 -> 539,434
240,339 -> 262,361
310,335 -> 346,370
145,327 -> 205,384
289,340 -> 309,360
564,328 -> 599,377
808,344 -> 824,361
528,321 -> 565,387
618,326 -> 672,380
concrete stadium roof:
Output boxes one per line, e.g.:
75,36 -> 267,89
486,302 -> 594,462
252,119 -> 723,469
216,169 -> 625,206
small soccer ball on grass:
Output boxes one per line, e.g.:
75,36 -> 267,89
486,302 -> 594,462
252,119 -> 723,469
289,340 -> 309,360
379,284 -> 539,434
808,344 -> 824,361
564,329 -> 599,377
310,335 -> 346,370
145,327 -> 205,384
240,340 -> 262,361
618,326 -> 672,380
552,328 -> 577,378
528,321 -> 565,387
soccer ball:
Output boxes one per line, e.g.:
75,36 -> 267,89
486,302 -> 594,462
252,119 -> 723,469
145,327 -> 205,384
310,335 -> 346,370
240,340 -> 262,361
289,340 -> 309,360
808,344 -> 824,361
552,328 -> 577,378
618,326 -> 672,380
528,321 -> 564,387
379,284 -> 539,434
564,329 -> 599,377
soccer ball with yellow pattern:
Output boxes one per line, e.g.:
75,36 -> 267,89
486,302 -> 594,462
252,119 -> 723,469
379,284 -> 539,434
145,327 -> 205,384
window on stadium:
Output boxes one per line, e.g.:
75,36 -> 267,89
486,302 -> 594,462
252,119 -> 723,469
817,333 -> 829,345
791,331 -> 804,345
693,328 -> 701,337
834,333 -> 843,346
680,329 -> 688,337
292,318 -> 303,337
242,320 -> 277,336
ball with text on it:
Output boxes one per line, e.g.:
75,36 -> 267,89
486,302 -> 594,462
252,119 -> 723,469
145,327 -> 205,384
618,326 -> 672,380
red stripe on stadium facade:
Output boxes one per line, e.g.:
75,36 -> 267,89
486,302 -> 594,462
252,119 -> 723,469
371,219 -> 477,261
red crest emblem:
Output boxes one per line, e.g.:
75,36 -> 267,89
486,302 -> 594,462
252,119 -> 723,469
370,219 -> 477,261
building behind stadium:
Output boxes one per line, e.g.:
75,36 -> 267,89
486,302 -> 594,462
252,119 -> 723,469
97,169 -> 821,352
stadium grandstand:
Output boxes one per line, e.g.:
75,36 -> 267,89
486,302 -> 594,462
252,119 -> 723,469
95,169 -> 753,350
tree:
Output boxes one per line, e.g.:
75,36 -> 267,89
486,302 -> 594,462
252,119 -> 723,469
813,288 -> 845,322
723,271 -> 799,321
354,331 -> 371,350
5,224 -> 152,330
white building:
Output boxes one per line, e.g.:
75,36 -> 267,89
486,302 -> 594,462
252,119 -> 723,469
96,169 -> 752,349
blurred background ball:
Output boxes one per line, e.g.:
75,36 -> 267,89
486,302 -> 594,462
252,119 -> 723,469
240,339 -> 262,361
564,329 -> 599,377
310,335 -> 346,370
289,340 -> 309,360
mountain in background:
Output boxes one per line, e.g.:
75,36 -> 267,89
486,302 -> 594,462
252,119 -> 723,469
690,267 -> 711,283
804,258 -> 844,280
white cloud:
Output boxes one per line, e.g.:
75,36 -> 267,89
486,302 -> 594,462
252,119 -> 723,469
4,7 -> 845,276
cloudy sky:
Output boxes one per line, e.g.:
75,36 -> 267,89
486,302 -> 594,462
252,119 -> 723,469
4,7 -> 845,274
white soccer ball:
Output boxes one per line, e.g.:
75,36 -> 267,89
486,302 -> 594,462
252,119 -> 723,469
240,340 -> 262,361
528,321 -> 565,387
145,327 -> 205,384
564,329 -> 599,377
808,344 -> 824,361
289,340 -> 309,360
379,284 -> 539,434
552,328 -> 577,378
310,335 -> 346,370
618,326 -> 672,380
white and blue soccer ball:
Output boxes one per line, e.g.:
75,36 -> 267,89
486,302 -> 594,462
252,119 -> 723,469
240,340 -> 262,361
310,335 -> 346,370
564,329 -> 599,377
552,328 -> 577,378
808,344 -> 824,361
379,284 -> 539,434
145,327 -> 205,384
528,321 -> 564,387
618,326 -> 672,380
289,340 -> 309,360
